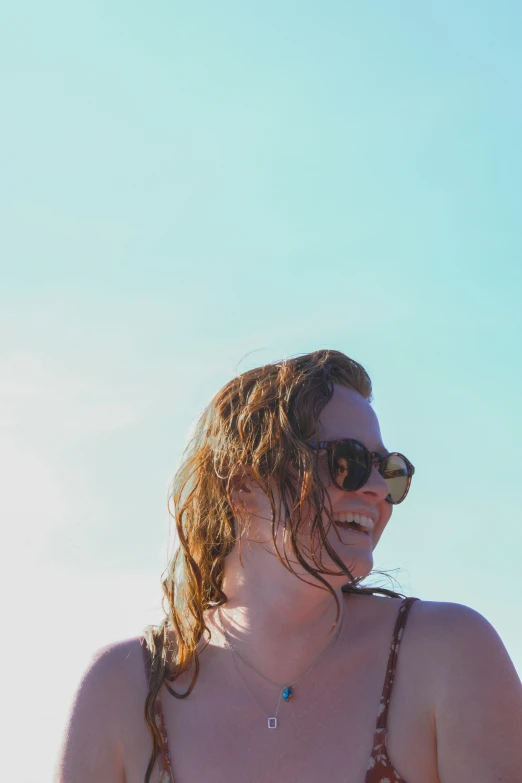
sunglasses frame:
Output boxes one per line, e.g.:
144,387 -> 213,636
308,438 -> 415,505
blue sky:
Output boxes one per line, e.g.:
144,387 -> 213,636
1,3 -> 521,781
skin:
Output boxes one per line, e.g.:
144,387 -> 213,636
56,381 -> 522,782
204,384 -> 394,690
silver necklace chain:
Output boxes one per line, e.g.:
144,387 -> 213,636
217,598 -> 345,729
228,643 -> 284,728
217,598 -> 345,689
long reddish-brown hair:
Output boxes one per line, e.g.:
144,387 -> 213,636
142,349 -> 405,781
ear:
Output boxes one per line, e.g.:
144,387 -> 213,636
227,466 -> 256,514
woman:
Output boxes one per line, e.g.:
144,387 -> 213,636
56,349 -> 522,783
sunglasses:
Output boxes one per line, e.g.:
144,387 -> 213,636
308,439 -> 415,505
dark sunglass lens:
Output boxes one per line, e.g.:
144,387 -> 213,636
381,454 -> 409,502
331,441 -> 369,490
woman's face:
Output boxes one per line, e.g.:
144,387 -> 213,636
232,384 -> 395,585
310,384 -> 393,576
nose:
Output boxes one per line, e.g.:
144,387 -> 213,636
356,463 -> 390,502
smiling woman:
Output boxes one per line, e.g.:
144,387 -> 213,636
56,349 -> 522,783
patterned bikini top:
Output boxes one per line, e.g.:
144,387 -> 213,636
141,596 -> 421,783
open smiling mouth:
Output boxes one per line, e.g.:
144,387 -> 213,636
332,513 -> 375,537
334,520 -> 371,536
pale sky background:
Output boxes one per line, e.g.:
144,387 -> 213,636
1,2 -> 522,782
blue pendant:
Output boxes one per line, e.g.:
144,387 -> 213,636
282,686 -> 293,702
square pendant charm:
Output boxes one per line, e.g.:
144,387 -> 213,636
268,717 -> 277,729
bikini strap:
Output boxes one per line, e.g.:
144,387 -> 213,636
375,597 -> 420,731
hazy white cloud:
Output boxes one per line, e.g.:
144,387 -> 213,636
0,436 -> 98,581
0,354 -> 138,439
1,564 -> 165,783
0,354 -> 142,572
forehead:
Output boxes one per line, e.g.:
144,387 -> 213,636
315,385 -> 387,452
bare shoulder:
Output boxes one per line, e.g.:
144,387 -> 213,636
404,599 -> 522,782
72,634 -> 149,705
370,593 -> 509,643
387,597 -> 520,697
55,635 -> 148,782
82,634 -> 152,725
403,597 -> 518,668
70,634 -> 147,709
94,634 -> 150,682
409,596 -> 521,690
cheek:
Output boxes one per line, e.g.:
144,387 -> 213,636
375,504 -> 393,536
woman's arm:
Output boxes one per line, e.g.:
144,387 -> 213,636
432,602 -> 522,782
55,645 -> 127,783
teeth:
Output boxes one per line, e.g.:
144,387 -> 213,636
333,513 -> 375,533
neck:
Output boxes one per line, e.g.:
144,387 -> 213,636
207,541 -> 354,687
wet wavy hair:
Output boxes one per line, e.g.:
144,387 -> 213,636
142,349 -> 406,781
